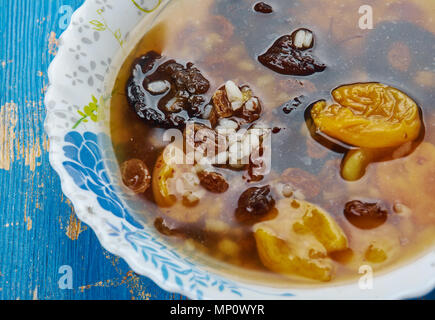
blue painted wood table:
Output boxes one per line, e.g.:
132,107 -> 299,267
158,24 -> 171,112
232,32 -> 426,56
0,0 -> 433,300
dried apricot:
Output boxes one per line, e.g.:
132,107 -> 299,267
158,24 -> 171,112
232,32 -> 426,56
254,199 -> 348,281
152,146 -> 207,223
311,83 -> 422,149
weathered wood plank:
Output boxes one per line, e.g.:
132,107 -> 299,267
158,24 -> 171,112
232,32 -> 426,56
0,0 -> 183,300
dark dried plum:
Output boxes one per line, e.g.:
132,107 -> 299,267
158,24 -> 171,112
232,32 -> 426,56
258,35 -> 326,76
126,51 -> 211,129
254,2 -> 273,14
344,200 -> 388,230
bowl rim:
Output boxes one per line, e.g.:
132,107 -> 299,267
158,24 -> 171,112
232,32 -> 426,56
44,0 -> 435,300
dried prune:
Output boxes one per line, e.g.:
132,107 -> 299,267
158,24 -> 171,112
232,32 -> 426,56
236,186 -> 275,223
198,171 -> 229,193
258,35 -> 326,76
126,51 -> 211,129
254,2 -> 273,14
344,200 -> 388,230
120,159 -> 151,194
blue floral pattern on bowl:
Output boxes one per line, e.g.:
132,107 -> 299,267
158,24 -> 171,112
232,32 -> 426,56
62,131 -> 294,299
63,131 -> 143,229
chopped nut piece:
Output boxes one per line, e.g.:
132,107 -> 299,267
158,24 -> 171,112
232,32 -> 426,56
237,96 -> 262,123
182,191 -> 201,207
245,97 -> 258,112
209,89 -> 233,127
291,28 -> 314,50
147,80 -> 171,94
225,80 -> 244,110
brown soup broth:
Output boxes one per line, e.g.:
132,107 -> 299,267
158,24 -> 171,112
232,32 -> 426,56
110,0 -> 435,284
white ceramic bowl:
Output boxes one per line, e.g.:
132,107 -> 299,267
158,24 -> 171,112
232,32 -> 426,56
45,0 -> 435,299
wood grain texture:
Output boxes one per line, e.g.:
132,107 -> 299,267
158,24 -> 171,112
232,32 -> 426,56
0,0 -> 184,300
0,0 -> 432,300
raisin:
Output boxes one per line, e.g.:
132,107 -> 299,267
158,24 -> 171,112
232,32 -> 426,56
198,171 -> 229,193
126,51 -> 211,129
236,186 -> 275,223
120,159 -> 151,194
258,35 -> 326,76
254,2 -> 273,14
344,200 -> 388,230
